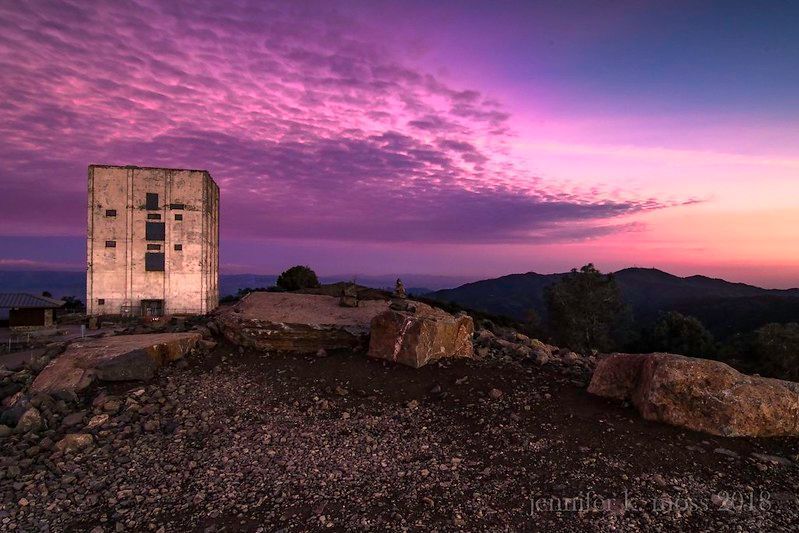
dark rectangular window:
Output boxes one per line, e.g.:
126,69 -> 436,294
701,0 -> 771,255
174,214 -> 183,221
145,252 -> 165,271
174,244 -> 182,251
105,240 -> 116,248
105,209 -> 117,217
145,222 -> 165,241
98,298 -> 105,305
146,193 -> 159,210
170,203 -> 184,210
147,244 -> 161,250
147,213 -> 161,220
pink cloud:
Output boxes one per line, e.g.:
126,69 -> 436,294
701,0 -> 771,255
0,0 -> 688,246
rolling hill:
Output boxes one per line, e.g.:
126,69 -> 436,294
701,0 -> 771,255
428,268 -> 799,339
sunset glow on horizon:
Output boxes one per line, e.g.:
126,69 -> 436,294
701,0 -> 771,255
1,0 -> 797,288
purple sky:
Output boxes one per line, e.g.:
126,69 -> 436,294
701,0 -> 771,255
1,1 -> 797,287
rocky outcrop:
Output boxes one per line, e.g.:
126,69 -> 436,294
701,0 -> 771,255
219,319 -> 370,353
339,283 -> 359,308
368,302 -> 474,368
472,329 -> 594,379
30,332 -> 202,397
215,292 -> 389,354
588,353 -> 799,437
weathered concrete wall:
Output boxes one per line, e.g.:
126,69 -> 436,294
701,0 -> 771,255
86,165 -> 219,316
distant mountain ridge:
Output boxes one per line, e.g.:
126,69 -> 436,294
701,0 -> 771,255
3,268 -> 798,337
429,267 -> 799,339
0,271 -> 469,301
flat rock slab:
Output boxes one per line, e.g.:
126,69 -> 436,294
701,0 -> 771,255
216,292 -> 389,354
588,352 -> 799,437
31,332 -> 201,397
368,302 -> 474,368
232,292 -> 389,326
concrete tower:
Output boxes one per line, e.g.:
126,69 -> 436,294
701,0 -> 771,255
86,165 -> 219,316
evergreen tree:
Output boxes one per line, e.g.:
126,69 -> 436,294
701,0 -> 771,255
545,264 -> 627,353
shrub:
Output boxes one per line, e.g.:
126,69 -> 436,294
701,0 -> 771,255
751,322 -> 799,381
276,265 -> 320,291
646,311 -> 715,357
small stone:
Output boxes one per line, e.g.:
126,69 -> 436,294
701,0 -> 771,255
489,388 -> 503,399
61,411 -> 86,428
86,414 -> 110,430
711,494 -> 730,509
714,447 -> 739,458
316,348 -> 328,358
16,408 -> 43,433
103,399 -> 122,413
534,350 -> 550,365
651,474 -> 668,487
200,339 -> 217,351
55,433 -> 94,453
751,452 -> 792,466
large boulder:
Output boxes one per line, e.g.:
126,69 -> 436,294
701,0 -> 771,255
216,292 -> 389,354
368,303 -> 474,368
31,332 -> 201,397
588,353 -> 799,437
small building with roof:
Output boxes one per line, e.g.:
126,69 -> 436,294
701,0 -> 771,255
0,293 -> 66,329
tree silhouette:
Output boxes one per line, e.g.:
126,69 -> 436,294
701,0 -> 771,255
545,264 -> 627,353
276,265 -> 321,291
646,311 -> 715,357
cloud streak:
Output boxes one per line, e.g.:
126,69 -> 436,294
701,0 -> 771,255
0,0 -> 689,245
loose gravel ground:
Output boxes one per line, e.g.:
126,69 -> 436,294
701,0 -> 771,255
1,344 -> 798,532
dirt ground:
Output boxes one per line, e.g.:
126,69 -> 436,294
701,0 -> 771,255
2,342 -> 798,532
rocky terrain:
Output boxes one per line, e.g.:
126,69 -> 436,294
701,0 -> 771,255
1,318 -> 798,531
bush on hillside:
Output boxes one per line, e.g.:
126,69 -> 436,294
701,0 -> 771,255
645,311 -> 716,357
276,265 -> 320,292
751,322 -> 799,381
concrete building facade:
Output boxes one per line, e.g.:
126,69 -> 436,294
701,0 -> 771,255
86,165 -> 219,316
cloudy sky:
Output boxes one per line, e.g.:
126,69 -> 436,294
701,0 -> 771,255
0,0 -> 797,287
